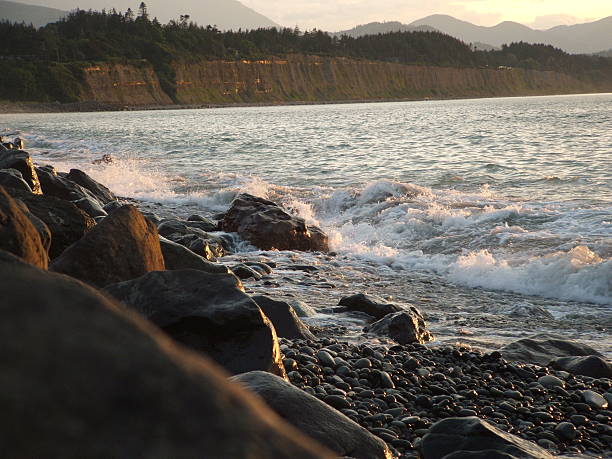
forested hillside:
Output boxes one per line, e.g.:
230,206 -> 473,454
1,7 -> 611,104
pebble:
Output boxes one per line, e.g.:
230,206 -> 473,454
582,390 -> 608,410
316,350 -> 336,368
355,358 -> 372,369
555,422 -> 577,440
538,375 -> 564,388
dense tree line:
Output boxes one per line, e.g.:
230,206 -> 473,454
1,6 -> 611,102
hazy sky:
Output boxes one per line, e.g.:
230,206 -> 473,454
240,0 -> 611,30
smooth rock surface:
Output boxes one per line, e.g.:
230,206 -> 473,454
36,166 -> 99,203
363,309 -> 434,344
339,293 -> 404,320
499,334 -> 602,366
51,205 -> 164,287
221,194 -> 328,252
66,168 -> 116,204
232,371 -> 392,459
104,270 -> 286,377
0,256 -> 332,459
252,295 -> 316,340
421,417 -> 553,459
159,236 -> 230,274
0,186 -> 48,268
550,355 -> 612,379
0,150 -> 41,193
0,168 -> 32,192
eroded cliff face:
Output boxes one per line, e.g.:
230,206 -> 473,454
77,56 -> 612,106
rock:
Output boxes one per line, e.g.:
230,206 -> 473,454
554,422 -> 577,441
499,334 -> 602,366
232,264 -> 263,280
36,166 -> 100,203
13,201 -> 52,253
221,194 -> 328,252
232,371 -> 392,459
66,168 -> 116,204
7,188 -> 95,259
51,205 -> 164,287
0,255 -> 332,459
339,293 -> 404,320
73,196 -> 107,218
103,200 -> 122,213
364,309 -> 434,345
290,299 -> 317,318
184,218 -> 219,232
0,168 -> 32,192
549,355 -> 612,379
0,150 -> 42,193
582,390 -> 608,410
104,270 -> 286,377
158,219 -> 226,260
0,186 -> 48,268
537,375 -> 564,389
252,295 -> 316,340
159,236 -> 229,274
420,417 -> 553,459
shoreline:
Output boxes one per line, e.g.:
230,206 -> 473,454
2,90 -> 611,114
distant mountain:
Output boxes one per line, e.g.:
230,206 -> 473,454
11,0 -> 278,30
408,14 -> 612,54
335,21 -> 436,37
596,49 -> 612,57
0,0 -> 66,27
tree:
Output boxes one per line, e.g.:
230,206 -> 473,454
125,8 -> 134,21
138,2 -> 149,20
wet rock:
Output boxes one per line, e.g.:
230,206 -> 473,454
421,417 -> 553,459
364,309 -> 434,345
103,200 -> 122,213
51,205 -> 164,287
221,194 -> 328,252
550,355 -> 612,379
36,166 -> 101,203
290,299 -> 317,318
582,390 -> 608,410
554,422 -> 577,441
0,150 -> 41,193
0,186 -> 48,268
338,293 -> 404,320
538,375 -> 564,389
232,264 -> 263,280
105,270 -> 286,378
184,218 -> 219,232
252,295 -> 316,341
232,371 -> 391,459
8,188 -> 95,259
499,334 -> 602,366
0,256 -> 331,459
73,196 -> 107,218
66,168 -> 116,204
159,236 -> 229,274
158,219 -> 226,260
0,168 -> 32,192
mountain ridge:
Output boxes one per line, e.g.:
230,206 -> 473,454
0,0 -> 66,27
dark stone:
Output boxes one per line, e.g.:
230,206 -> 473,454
66,168 -> 116,204
51,205 -> 165,287
500,334 -> 602,366
554,422 -> 577,441
582,390 -> 608,410
0,186 -> 48,268
338,293 -> 404,320
158,219 -> 226,260
36,166 -> 100,203
0,256 -> 331,459
0,168 -> 32,192
184,218 -> 219,232
364,309 -> 434,345
232,264 -> 262,280
420,417 -> 552,459
73,196 -> 107,218
221,194 -> 328,252
0,150 -> 41,193
550,355 -> 612,379
159,236 -> 229,274
252,296 -> 316,341
7,188 -> 95,259
232,371 -> 391,459
104,270 -> 286,378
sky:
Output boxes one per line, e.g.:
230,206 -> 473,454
239,0 -> 611,31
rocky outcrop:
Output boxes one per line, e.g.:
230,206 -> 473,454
0,150 -> 41,193
104,270 -> 286,377
232,371 -> 392,459
500,334 -> 603,366
0,186 -> 48,268
51,205 -> 164,287
0,168 -> 32,192
339,293 -> 404,320
222,194 -> 329,252
252,295 -> 316,340
363,309 -> 434,344
36,166 -> 100,203
420,417 -> 553,459
159,236 -> 230,274
0,253 -> 332,459
66,168 -> 116,204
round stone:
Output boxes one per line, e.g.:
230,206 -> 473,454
555,422 -> 577,440
355,358 -> 372,369
538,375 -> 564,388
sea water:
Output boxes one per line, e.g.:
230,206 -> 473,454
2,94 -> 611,354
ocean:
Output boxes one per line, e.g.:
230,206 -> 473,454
2,93 -> 611,355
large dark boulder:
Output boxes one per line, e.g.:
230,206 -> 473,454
252,295 -> 316,340
0,186 -> 48,268
232,371 -> 391,459
363,309 -> 434,345
420,417 -> 552,459
104,270 -> 286,377
66,168 -> 116,204
0,168 -> 32,192
13,200 -> 52,253
500,334 -> 602,366
221,194 -> 329,252
339,293 -> 404,320
549,355 -> 612,379
0,150 -> 41,193
160,236 -> 230,274
51,205 -> 165,287
36,166 -> 100,203
8,188 -> 95,259
0,254 -> 332,459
